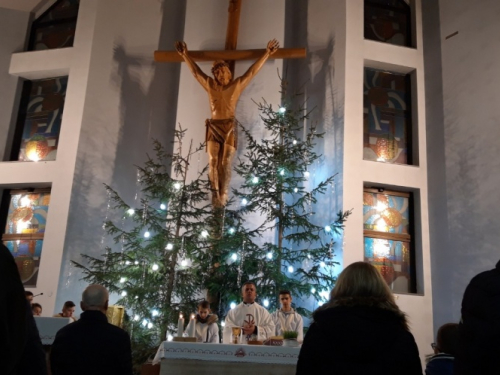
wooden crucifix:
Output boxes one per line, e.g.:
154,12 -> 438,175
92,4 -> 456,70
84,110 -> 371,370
154,0 -> 306,208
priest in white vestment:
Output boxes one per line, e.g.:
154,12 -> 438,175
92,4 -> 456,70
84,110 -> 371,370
271,290 -> 304,342
223,282 -> 275,343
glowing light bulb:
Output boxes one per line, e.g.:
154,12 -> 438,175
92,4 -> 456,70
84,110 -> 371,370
148,322 -> 153,329
252,176 -> 259,184
144,231 -> 150,238
288,266 -> 294,273
160,203 -> 166,210
231,253 -> 237,261
230,302 -> 236,309
293,140 -> 297,145
279,169 -> 285,176
304,171 -> 310,178
294,187 -> 298,193
127,208 -> 135,215
307,254 -> 311,259
201,230 -> 209,238
125,261 -> 131,265
166,243 -> 173,250
174,182 -> 181,190
134,315 -> 140,321
228,227 -> 235,234
134,261 -> 139,265
121,291 -> 127,297
152,310 -> 159,317
325,225 -> 332,232
221,321 -> 226,327
181,259 -> 188,267
241,198 -> 248,206
266,252 -> 273,260
152,264 -> 159,271
142,319 -> 148,327
279,106 -> 286,113
311,287 -> 316,294
263,299 -> 269,307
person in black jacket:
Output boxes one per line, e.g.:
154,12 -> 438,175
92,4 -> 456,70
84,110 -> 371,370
0,243 -> 47,375
455,259 -> 500,375
50,284 -> 133,375
296,261 -> 422,375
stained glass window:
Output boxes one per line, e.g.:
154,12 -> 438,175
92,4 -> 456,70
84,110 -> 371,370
364,0 -> 412,47
363,188 -> 415,293
363,68 -> 412,165
28,0 -> 80,51
13,76 -> 68,162
2,189 -> 51,287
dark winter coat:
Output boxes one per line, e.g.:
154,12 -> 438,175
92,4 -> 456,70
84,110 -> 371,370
296,303 -> 422,375
425,353 -> 454,375
454,259 -> 500,375
50,310 -> 133,375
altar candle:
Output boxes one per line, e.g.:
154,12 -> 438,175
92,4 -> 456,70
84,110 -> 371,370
177,313 -> 184,337
187,313 -> 196,337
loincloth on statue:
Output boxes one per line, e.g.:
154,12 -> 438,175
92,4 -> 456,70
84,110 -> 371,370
205,118 -> 237,150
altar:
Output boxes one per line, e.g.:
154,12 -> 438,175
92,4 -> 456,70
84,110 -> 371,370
153,341 -> 299,375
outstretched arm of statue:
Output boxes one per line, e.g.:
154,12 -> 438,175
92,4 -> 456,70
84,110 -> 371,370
238,39 -> 279,89
175,41 -> 209,90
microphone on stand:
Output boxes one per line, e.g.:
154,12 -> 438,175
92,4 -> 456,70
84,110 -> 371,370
32,292 -> 44,297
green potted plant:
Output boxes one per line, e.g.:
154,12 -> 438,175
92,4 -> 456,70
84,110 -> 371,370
283,331 -> 300,347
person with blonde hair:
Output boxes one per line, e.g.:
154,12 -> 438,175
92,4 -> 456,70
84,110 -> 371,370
296,261 -> 422,375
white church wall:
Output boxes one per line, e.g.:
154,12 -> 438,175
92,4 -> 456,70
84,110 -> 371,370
282,0 -> 347,313
54,0 -> 186,315
426,0 -> 500,329
0,7 -> 29,160
344,0 -> 433,365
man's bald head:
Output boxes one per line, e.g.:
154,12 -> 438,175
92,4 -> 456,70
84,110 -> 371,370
81,284 -> 109,313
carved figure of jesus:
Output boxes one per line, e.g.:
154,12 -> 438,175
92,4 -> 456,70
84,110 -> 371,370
175,39 -> 279,207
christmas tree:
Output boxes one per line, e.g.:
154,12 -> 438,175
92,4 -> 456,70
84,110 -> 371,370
208,85 -> 351,314
72,128 -> 215,370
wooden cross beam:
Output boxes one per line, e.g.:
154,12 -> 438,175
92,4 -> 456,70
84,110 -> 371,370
154,0 -> 306,76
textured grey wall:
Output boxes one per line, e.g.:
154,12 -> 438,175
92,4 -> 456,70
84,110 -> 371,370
0,7 -> 30,161
425,0 -> 500,332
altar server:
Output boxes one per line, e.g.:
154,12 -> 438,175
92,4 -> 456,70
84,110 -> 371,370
184,301 -> 219,343
223,281 -> 275,343
271,290 -> 304,342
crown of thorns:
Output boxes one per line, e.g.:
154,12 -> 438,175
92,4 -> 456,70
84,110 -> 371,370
212,60 -> 230,75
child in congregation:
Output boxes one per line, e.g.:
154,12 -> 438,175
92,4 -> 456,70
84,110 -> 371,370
425,323 -> 458,375
32,302 -> 42,316
184,301 -> 219,343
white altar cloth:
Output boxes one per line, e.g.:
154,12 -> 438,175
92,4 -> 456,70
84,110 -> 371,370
153,341 -> 299,365
34,316 -> 72,345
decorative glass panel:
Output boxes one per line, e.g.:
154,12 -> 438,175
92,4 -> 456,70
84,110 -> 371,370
364,237 -> 411,293
363,191 -> 409,234
364,0 -> 412,47
4,240 -> 43,287
29,0 -> 80,51
5,192 -> 51,234
16,77 -> 68,162
2,191 -> 50,288
363,68 -> 412,165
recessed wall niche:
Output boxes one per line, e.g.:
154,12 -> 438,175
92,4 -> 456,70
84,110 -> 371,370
363,187 -> 416,294
364,0 -> 413,47
363,67 -> 414,165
